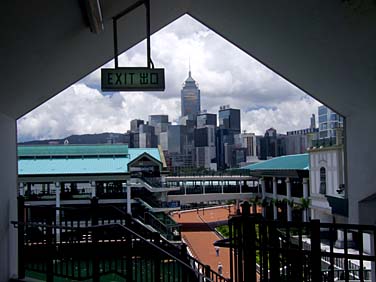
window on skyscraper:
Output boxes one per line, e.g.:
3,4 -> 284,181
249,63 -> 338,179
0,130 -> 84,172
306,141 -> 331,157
318,107 -> 328,115
319,115 -> 327,123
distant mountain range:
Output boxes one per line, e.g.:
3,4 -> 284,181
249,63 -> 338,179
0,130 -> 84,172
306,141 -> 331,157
19,132 -> 128,145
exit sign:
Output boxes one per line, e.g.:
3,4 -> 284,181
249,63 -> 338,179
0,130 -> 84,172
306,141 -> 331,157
101,68 -> 165,91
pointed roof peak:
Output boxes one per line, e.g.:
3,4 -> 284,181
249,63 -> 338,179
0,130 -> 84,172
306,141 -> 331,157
188,58 -> 193,79
185,61 -> 195,83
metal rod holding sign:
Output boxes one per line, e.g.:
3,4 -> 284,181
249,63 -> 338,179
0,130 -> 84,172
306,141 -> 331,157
103,0 -> 164,91
112,0 -> 153,70
145,0 -> 154,69
113,19 -> 118,69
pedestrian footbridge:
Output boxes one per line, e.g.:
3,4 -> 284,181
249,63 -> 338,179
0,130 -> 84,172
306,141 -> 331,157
165,175 -> 259,204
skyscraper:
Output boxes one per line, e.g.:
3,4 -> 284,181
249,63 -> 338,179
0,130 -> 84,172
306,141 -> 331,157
194,125 -> 216,169
148,115 -> 170,145
130,119 -> 144,133
181,68 -> 200,118
148,115 -> 169,135
196,112 -> 217,128
318,105 -> 343,140
139,124 -> 158,148
218,106 -> 241,133
216,106 -> 241,169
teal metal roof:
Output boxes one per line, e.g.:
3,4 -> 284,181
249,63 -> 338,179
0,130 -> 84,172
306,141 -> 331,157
18,157 -> 129,175
18,144 -> 129,157
128,148 -> 161,163
242,154 -> 309,171
18,145 -> 161,176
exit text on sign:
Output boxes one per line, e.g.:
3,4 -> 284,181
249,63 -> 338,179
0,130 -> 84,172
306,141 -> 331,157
101,68 -> 165,91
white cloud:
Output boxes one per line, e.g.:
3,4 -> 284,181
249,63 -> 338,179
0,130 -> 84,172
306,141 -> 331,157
17,15 -> 320,142
17,84 -> 179,141
242,97 -> 321,135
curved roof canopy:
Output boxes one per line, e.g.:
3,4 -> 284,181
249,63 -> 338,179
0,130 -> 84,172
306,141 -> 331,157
242,154 -> 309,178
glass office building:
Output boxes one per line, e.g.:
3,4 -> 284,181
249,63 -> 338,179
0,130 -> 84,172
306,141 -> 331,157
318,105 -> 343,140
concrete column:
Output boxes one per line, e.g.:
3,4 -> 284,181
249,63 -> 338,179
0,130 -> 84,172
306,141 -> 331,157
91,181 -> 96,198
55,182 -> 61,242
303,178 -> 309,199
236,199 -> 240,212
202,181 -> 206,195
126,184 -> 131,215
260,178 -> 266,199
286,178 -> 292,221
302,178 -> 309,222
239,180 -> 242,194
184,181 -> 187,195
260,178 -> 266,217
19,182 -> 24,197
273,177 -> 278,220
221,181 -> 224,194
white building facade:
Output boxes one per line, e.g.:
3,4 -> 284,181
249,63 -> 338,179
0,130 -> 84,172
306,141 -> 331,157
309,144 -> 347,224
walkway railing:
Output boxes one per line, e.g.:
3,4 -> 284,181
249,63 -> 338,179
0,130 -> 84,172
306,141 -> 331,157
144,211 -> 181,241
168,185 -> 258,196
13,221 -> 227,282
136,196 -> 180,210
219,201 -> 376,282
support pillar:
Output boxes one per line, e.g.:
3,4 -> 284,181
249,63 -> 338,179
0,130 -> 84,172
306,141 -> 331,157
302,178 -> 309,222
184,181 -> 187,195
126,183 -> 131,215
91,181 -> 96,198
55,182 -> 61,242
221,181 -> 224,194
260,178 -> 266,217
272,177 -> 277,220
19,183 -> 24,197
260,178 -> 265,198
202,181 -> 206,195
239,180 -> 242,193
286,178 -> 292,222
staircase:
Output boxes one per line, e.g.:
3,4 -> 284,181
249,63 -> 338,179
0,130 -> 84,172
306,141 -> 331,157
12,197 -> 226,282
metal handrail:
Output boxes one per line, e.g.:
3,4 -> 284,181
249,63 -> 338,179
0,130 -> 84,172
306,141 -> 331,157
12,220 -> 227,282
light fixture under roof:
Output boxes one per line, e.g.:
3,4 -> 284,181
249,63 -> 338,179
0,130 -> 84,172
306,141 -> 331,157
84,0 -> 104,34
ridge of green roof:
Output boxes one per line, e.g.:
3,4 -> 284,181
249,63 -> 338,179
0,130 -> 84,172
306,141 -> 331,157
242,154 -> 309,171
17,145 -> 162,176
18,144 -> 129,157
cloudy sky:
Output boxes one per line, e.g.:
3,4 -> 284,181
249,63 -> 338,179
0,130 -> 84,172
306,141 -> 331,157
17,15 -> 320,142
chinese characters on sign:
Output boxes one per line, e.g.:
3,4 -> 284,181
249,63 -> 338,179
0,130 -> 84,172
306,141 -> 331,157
101,68 -> 165,91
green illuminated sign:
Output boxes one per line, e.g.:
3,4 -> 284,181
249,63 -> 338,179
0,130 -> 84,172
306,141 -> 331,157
101,68 -> 165,91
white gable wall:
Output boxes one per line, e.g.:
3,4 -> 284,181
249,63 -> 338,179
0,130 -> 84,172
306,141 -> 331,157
309,146 -> 345,223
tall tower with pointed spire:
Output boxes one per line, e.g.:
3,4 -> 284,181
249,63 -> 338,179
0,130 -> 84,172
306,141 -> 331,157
181,65 -> 201,118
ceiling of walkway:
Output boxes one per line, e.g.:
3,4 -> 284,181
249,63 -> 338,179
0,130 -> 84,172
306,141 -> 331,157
2,0 -> 376,119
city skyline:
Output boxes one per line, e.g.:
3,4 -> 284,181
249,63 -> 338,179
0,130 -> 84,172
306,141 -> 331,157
17,15 -> 320,142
